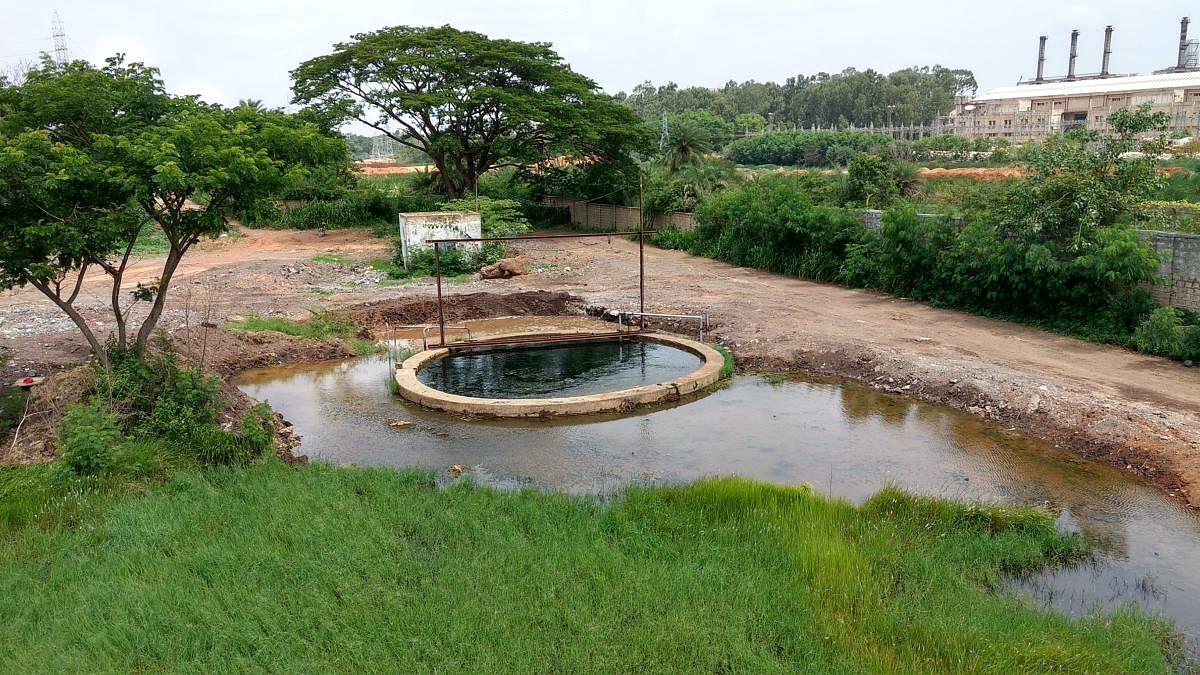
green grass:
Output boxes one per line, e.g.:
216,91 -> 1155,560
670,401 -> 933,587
0,386 -> 26,436
0,463 -> 1177,672
712,343 -> 735,379
130,224 -> 172,256
311,254 -> 353,265
225,310 -> 358,340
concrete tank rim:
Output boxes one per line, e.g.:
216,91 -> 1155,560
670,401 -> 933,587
394,331 -> 725,418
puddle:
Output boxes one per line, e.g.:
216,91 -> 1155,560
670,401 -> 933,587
236,353 -> 1200,652
417,339 -> 701,399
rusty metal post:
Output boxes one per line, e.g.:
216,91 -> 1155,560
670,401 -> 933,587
435,241 -> 446,346
638,171 -> 646,320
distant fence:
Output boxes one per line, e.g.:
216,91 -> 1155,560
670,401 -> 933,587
542,197 -> 695,232
544,197 -> 1200,312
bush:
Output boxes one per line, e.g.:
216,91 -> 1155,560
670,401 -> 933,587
59,402 -> 123,476
187,404 -> 275,467
1134,307 -> 1185,358
690,175 -> 867,281
99,344 -> 224,439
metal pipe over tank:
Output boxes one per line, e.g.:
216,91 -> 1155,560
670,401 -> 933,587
1035,36 -> 1047,82
1067,30 -> 1079,80
1101,25 -> 1113,76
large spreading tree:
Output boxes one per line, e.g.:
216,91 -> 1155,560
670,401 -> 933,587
291,25 -> 651,198
0,56 -> 347,367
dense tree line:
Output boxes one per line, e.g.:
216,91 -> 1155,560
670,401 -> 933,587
616,66 -> 977,129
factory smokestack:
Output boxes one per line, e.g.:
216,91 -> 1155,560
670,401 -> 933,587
1101,25 -> 1113,76
1036,36 -> 1047,81
1067,30 -> 1079,80
1180,17 -> 1191,69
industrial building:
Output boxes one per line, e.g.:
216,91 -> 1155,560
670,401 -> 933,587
949,18 -> 1200,141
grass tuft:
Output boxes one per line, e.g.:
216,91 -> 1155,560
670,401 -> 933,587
225,310 -> 359,340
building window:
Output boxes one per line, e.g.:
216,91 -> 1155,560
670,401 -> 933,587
1003,119 -> 1012,127
1111,97 -> 1123,103
988,120 -> 996,127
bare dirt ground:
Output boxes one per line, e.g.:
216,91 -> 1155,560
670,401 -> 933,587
2,226 -> 1198,507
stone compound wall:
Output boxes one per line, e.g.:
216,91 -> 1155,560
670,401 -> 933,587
1146,231 -> 1200,312
544,199 -> 1200,313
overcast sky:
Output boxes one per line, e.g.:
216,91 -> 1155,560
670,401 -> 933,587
2,0 -> 1190,113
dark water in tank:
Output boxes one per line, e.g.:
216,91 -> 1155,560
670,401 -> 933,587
416,339 -> 702,398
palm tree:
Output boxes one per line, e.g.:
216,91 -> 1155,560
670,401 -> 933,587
662,118 -> 712,172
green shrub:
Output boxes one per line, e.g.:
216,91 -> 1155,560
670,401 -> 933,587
651,227 -> 698,251
187,404 -> 274,467
1134,307 -> 1184,357
98,345 -> 224,439
691,174 -> 867,281
59,402 -> 123,476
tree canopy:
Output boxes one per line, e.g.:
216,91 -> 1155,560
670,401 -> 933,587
292,25 -> 651,198
0,56 -> 346,366
617,66 -> 977,129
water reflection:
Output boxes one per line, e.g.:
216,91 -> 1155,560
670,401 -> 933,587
417,340 -> 700,399
236,356 -> 1200,651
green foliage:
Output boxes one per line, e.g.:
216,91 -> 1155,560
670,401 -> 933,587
439,196 -> 531,239
690,174 -> 867,281
732,112 -> 767,133
292,25 -> 651,199
617,67 -> 974,129
1006,105 -> 1169,247
0,56 -> 349,359
98,345 -> 223,439
226,310 -> 359,340
661,116 -> 714,170
725,130 -> 892,166
642,159 -> 742,215
1132,308 -> 1200,361
0,468 -> 1175,671
188,404 -> 274,467
58,402 -> 123,477
844,153 -> 916,208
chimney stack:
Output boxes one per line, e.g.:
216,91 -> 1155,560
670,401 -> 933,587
1067,30 -> 1079,80
1036,36 -> 1047,81
1180,17 -> 1191,69
1101,25 -> 1113,76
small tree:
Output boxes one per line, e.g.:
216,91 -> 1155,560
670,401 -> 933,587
0,57 -> 342,367
1007,104 -> 1170,249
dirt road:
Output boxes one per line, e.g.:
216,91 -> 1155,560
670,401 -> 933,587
2,227 -> 1198,505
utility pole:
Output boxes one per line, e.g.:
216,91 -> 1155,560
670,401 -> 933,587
51,11 -> 68,66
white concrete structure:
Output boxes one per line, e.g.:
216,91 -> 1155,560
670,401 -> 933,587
397,211 -> 482,269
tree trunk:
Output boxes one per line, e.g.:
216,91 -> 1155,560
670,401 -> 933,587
28,279 -> 109,370
134,244 -> 184,348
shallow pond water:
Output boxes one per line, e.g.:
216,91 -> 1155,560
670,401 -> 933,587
236,351 -> 1200,652
416,339 -> 701,399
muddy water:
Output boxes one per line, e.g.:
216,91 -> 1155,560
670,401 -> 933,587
417,340 -> 701,399
235,353 -> 1200,650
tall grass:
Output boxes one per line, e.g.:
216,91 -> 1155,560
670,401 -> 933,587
0,464 -> 1178,672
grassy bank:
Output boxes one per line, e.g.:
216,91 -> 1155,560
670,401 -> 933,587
0,460 -> 1177,672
